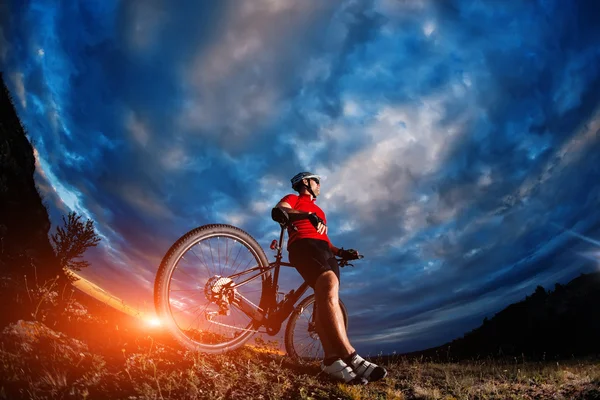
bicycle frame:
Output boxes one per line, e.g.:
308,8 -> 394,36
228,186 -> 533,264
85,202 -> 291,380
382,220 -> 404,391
226,224 -> 311,335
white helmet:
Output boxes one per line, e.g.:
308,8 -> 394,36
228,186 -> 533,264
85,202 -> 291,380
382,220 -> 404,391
290,172 -> 320,194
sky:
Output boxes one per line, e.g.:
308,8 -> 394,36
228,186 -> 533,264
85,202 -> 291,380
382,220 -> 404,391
2,0 -> 600,355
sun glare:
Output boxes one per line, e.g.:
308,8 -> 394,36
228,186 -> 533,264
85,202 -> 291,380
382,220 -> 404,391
147,317 -> 162,327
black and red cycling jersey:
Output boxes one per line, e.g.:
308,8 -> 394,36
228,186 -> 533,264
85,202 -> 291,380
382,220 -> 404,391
279,193 -> 331,248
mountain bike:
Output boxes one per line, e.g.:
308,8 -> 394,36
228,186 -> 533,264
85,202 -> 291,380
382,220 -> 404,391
153,215 -> 362,363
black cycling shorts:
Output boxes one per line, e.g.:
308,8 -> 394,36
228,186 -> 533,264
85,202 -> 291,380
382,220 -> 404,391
288,238 -> 339,288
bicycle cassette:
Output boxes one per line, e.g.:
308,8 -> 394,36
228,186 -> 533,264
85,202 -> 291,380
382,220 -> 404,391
205,276 -> 235,300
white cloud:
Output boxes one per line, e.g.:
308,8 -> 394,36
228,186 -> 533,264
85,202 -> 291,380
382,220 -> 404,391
35,150 -> 82,213
477,167 -> 492,187
353,290 -> 499,345
119,184 -> 174,219
10,72 -> 27,109
127,112 -> 150,147
302,56 -> 332,83
516,107 -> 600,202
423,21 -> 435,37
342,98 -> 362,117
160,146 -> 211,173
375,0 -> 430,16
251,200 -> 273,214
320,95 -> 470,223
0,27 -> 7,62
42,96 -> 72,138
254,175 -> 289,213
126,1 -> 168,52
33,147 -> 116,248
242,0 -> 298,15
161,147 -> 187,170
178,2 -> 334,139
220,212 -> 248,227
552,49 -> 598,116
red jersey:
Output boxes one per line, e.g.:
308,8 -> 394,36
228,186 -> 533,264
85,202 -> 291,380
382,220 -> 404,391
279,193 -> 331,248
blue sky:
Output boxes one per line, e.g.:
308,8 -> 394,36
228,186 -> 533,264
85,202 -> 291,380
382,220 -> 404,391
2,0 -> 600,354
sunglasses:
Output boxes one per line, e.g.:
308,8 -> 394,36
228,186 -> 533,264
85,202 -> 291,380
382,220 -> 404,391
311,178 -> 320,185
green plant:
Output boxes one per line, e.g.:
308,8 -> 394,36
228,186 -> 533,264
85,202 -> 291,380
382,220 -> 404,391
50,212 -> 101,279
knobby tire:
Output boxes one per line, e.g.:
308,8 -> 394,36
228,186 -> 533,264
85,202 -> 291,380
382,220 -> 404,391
154,224 -> 271,353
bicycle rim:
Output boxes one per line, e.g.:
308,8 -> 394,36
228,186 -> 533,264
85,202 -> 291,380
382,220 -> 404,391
155,224 -> 270,353
285,294 -> 348,364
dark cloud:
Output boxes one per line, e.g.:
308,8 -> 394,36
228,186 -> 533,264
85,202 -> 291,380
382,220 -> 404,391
3,0 -> 600,354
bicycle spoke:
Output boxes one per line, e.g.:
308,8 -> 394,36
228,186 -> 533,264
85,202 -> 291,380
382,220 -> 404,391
208,239 -> 216,271
217,237 -> 221,276
171,300 -> 204,317
187,248 -> 211,277
230,244 -> 245,275
305,340 -> 321,359
195,242 -> 210,275
158,227 -> 269,352
173,262 -> 199,281
226,239 -> 238,273
302,311 -> 313,323
225,241 -> 229,276
295,336 -> 315,344
183,305 -> 204,332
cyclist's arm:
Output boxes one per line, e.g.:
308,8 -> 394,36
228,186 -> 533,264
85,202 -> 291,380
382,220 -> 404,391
329,243 -> 341,256
274,201 -> 313,222
274,202 -> 327,235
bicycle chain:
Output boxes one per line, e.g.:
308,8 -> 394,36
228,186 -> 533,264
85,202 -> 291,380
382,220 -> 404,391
205,313 -> 268,333
206,318 -> 263,333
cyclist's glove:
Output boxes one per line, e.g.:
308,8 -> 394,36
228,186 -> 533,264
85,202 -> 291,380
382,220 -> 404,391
338,248 -> 360,260
307,213 -> 325,229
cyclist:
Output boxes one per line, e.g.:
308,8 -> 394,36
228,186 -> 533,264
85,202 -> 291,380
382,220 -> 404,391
273,171 -> 387,384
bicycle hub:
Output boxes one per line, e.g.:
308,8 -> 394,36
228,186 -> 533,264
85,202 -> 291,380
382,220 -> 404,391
205,275 -> 235,314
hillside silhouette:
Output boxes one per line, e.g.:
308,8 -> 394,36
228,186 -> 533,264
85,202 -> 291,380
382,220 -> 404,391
407,272 -> 600,361
0,72 -> 64,326
0,73 -> 57,275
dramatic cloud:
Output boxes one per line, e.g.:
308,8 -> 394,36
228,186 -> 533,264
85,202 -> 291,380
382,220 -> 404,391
3,0 -> 600,354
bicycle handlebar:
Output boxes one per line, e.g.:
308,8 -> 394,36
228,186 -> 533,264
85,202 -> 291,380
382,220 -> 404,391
272,207 -> 364,267
337,254 -> 364,268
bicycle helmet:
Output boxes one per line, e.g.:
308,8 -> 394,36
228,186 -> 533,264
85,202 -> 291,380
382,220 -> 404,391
291,171 -> 321,198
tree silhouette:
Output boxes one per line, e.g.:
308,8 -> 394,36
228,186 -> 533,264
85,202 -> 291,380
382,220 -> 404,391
51,212 -> 101,279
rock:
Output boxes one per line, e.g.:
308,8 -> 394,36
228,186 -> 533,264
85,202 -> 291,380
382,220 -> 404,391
2,319 -> 88,355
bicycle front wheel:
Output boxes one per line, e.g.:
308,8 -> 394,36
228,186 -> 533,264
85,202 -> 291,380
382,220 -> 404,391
154,224 -> 271,353
284,294 -> 348,364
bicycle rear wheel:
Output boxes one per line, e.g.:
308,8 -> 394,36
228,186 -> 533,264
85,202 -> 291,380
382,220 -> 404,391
284,294 -> 348,364
154,224 -> 271,353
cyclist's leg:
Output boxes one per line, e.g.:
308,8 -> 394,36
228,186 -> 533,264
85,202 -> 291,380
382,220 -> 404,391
312,299 -> 336,359
315,270 -> 387,381
314,270 -> 354,360
289,239 -> 351,358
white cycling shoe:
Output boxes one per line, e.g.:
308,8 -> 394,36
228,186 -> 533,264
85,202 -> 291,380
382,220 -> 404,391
320,359 -> 368,385
345,353 -> 388,382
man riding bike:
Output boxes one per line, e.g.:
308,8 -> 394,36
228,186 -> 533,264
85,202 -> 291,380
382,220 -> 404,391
273,172 -> 387,385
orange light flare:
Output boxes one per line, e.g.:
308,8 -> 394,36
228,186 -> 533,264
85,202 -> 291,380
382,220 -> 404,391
145,317 -> 162,328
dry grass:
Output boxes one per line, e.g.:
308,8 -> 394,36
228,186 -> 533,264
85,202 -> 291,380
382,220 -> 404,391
0,283 -> 598,399
1,322 -> 599,400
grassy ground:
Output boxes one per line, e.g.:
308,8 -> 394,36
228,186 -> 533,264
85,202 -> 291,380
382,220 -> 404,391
1,319 -> 599,400
0,283 -> 598,400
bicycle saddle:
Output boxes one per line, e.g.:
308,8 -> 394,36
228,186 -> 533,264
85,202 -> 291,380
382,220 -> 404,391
271,207 -> 289,225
